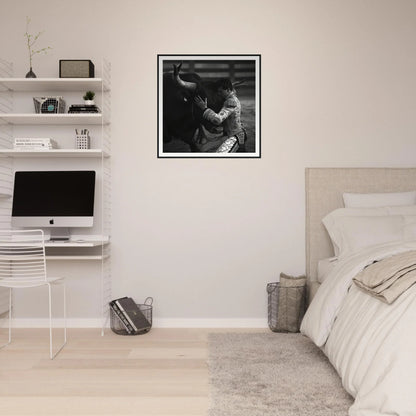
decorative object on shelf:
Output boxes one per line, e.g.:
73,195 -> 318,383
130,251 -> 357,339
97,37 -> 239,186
68,104 -> 100,113
24,16 -> 52,78
59,59 -> 95,78
83,90 -> 95,105
157,54 -> 261,158
75,129 -> 90,149
14,137 -> 57,151
33,96 -> 66,113
25,68 -> 36,78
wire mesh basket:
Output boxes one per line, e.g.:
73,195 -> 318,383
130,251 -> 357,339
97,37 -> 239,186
33,96 -> 66,114
267,274 -> 306,333
110,297 -> 153,336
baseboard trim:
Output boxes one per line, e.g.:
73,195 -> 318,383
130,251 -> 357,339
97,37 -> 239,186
1,318 -> 103,328
1,318 -> 268,329
153,318 -> 268,328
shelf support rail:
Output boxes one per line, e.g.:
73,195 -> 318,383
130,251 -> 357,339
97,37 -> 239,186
101,58 -> 112,335
0,58 -> 13,317
0,60 -> 13,117
0,59 -> 13,91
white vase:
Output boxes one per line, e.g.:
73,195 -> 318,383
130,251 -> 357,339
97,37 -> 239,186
84,100 -> 94,105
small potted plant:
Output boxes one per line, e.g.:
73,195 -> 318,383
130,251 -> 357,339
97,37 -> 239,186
83,91 -> 95,105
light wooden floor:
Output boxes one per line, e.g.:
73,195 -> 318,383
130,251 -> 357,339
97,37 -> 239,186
0,328 -> 265,416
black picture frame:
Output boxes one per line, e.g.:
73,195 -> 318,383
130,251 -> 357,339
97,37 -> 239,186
157,54 -> 261,158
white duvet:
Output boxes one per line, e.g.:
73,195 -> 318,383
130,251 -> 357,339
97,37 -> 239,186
301,241 -> 416,416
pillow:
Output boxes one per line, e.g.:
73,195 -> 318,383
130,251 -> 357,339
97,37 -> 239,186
343,191 -> 416,208
325,216 -> 404,257
389,205 -> 416,215
323,209 -> 389,253
323,206 -> 416,224
322,206 -> 416,257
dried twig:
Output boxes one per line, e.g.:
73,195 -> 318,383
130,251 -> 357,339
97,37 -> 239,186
24,17 -> 52,68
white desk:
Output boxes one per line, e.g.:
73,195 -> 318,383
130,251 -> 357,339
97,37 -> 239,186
44,236 -> 109,260
45,241 -> 108,248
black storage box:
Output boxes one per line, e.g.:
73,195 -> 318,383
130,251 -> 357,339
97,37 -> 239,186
59,60 -> 95,78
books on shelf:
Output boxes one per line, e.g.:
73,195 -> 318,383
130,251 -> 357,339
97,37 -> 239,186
13,138 -> 58,151
68,104 -> 100,113
109,297 -> 151,334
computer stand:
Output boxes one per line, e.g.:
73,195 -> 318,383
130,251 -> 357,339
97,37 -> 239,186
49,228 -> 70,241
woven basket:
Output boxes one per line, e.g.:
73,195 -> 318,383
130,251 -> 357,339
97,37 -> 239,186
267,274 -> 306,333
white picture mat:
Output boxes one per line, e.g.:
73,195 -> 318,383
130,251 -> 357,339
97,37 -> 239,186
157,54 -> 260,158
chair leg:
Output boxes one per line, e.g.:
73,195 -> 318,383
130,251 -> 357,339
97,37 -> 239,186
63,283 -> 67,344
0,288 -> 12,349
47,282 -> 67,360
8,287 -> 11,344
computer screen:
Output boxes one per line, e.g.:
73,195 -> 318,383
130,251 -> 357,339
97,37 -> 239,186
12,170 -> 96,228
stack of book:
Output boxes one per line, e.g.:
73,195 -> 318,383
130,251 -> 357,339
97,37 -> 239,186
68,104 -> 100,113
109,297 -> 151,335
14,138 -> 57,151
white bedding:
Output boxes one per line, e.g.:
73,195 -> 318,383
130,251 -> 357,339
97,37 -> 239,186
317,256 -> 338,283
301,241 -> 416,416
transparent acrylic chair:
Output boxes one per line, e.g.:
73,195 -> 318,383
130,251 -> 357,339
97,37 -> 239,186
0,229 -> 66,359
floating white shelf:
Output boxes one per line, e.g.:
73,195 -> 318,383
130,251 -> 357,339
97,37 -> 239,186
0,78 -> 108,92
0,149 -> 109,158
44,241 -> 108,248
46,255 -> 108,261
0,240 -> 108,248
0,113 -> 104,125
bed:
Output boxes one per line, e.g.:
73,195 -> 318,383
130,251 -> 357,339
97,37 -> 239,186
301,168 -> 416,416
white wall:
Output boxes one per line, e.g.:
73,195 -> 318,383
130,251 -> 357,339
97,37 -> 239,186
1,0 -> 416,326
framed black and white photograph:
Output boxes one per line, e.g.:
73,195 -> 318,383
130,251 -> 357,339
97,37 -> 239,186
158,54 -> 261,158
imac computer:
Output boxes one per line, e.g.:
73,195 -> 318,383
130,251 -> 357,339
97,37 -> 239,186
11,170 -> 96,240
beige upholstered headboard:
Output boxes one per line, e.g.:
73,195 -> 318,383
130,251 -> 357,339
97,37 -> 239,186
305,167 -> 416,300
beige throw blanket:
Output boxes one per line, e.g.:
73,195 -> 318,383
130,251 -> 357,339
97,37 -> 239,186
353,250 -> 416,303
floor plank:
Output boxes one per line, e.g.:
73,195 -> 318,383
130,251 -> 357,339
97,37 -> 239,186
0,328 -> 266,415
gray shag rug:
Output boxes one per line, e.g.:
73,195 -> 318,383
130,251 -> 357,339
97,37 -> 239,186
208,333 -> 353,416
